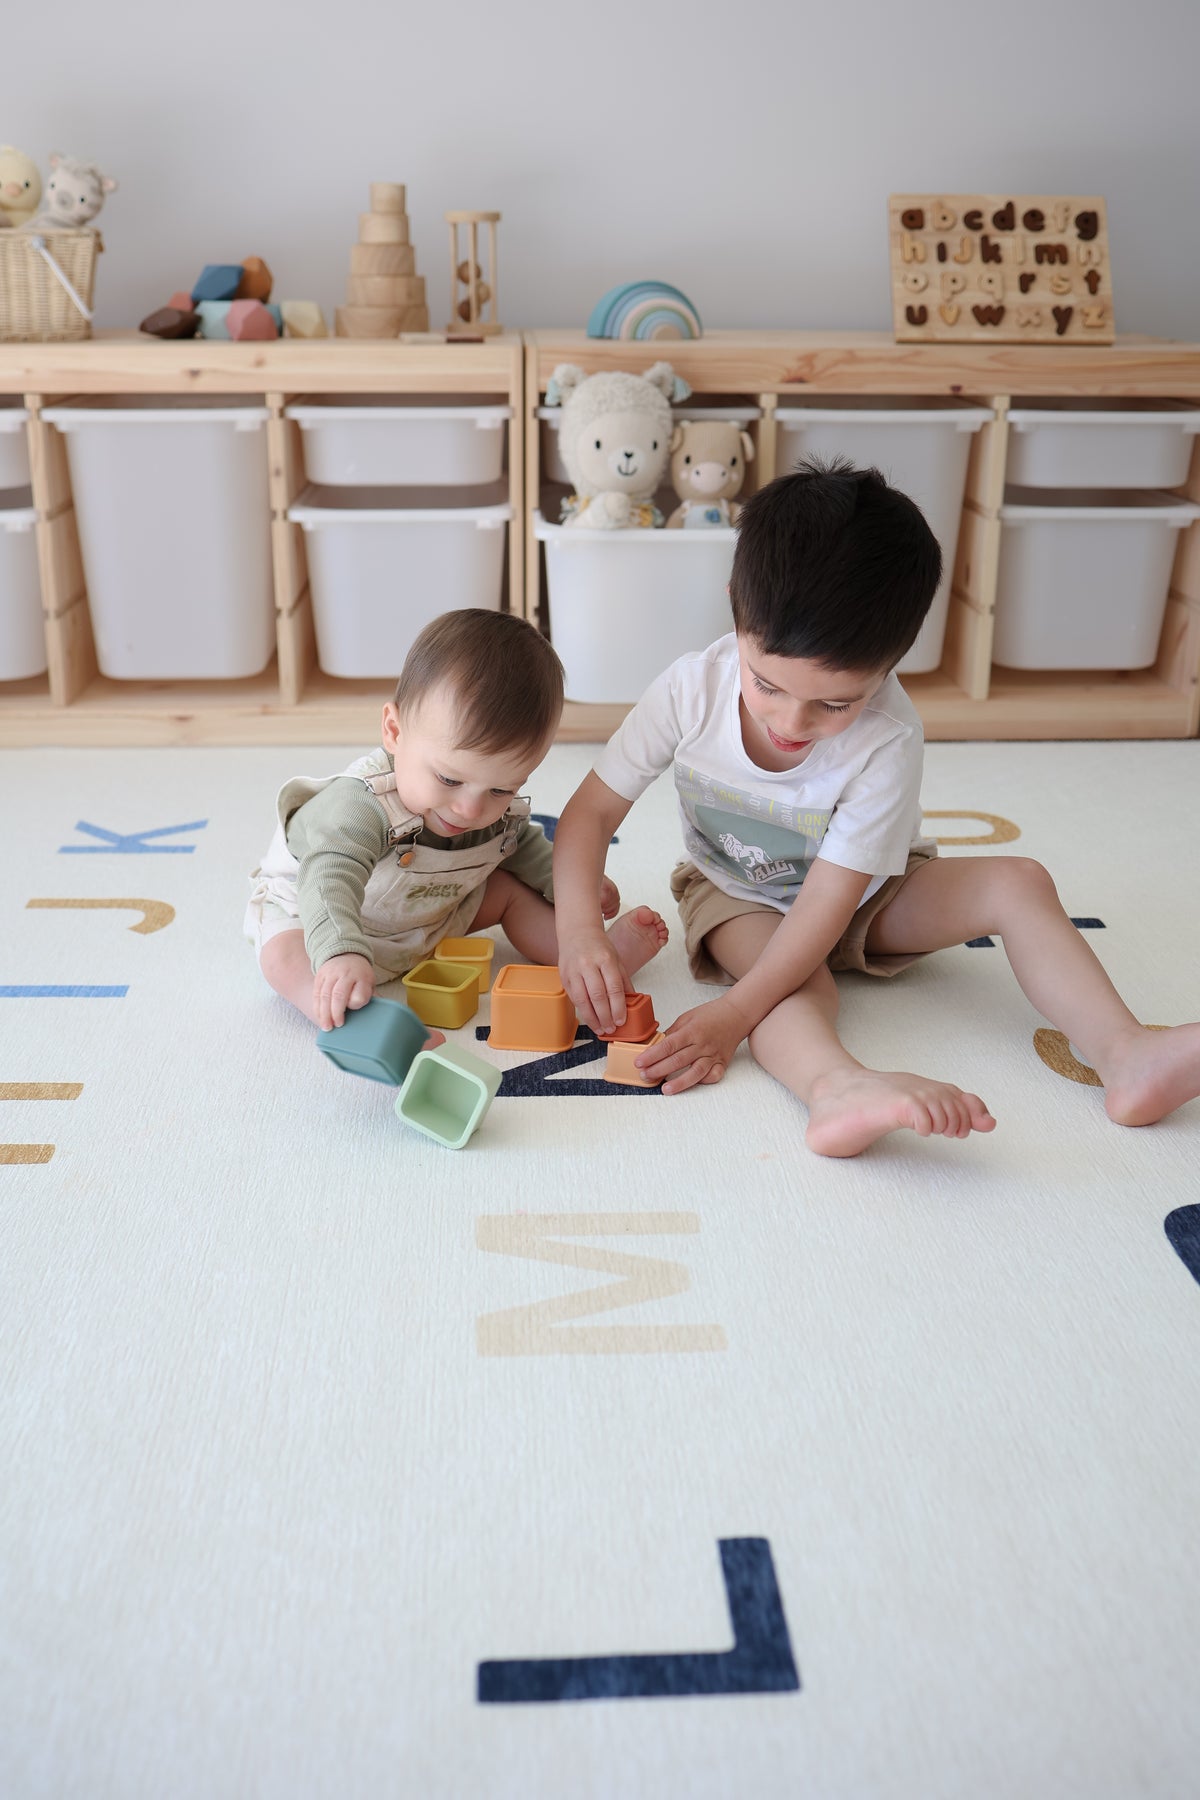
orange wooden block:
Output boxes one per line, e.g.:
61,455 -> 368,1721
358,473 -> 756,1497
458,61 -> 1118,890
596,991 -> 658,1043
489,964 -> 578,1053
604,1033 -> 665,1087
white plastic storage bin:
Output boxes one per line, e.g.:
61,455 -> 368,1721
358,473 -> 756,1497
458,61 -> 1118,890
535,512 -> 735,704
289,486 -> 511,679
286,396 -> 511,486
0,491 -> 45,681
1005,399 -> 1200,490
0,402 -> 31,489
538,402 -> 762,487
774,399 -> 993,674
40,397 -> 274,680
994,488 -> 1200,671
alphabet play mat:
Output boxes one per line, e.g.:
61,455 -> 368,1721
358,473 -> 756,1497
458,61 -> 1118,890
2,737 -> 1198,1798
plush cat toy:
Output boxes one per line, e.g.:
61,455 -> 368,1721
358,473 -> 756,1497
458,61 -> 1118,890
0,146 -> 42,227
666,420 -> 754,529
20,153 -> 118,231
547,360 -> 691,529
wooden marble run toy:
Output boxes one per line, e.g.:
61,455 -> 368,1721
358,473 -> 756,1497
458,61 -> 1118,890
488,963 -> 577,1053
315,995 -> 428,1084
445,211 -> 500,338
434,934 -> 495,992
395,1043 -> 503,1150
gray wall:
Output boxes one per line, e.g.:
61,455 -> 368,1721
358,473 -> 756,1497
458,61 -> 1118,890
8,0 -> 1200,338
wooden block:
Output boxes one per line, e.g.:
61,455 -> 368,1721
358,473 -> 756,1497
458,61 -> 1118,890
399,305 -> 430,332
335,304 -> 406,337
227,298 -> 278,341
236,256 -> 273,302
350,243 -> 415,276
359,212 -> 410,245
370,183 -> 406,214
280,300 -> 328,339
345,275 -> 426,307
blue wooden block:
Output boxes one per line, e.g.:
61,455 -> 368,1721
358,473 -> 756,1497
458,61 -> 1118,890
191,263 -> 244,303
195,300 -> 232,340
316,996 -> 427,1084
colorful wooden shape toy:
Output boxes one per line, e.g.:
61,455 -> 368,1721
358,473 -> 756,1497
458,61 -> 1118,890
402,958 -> 480,1030
236,256 -> 273,302
315,995 -> 427,1084
488,963 -> 578,1053
139,306 -> 200,340
434,935 -> 495,992
191,263 -> 245,303
604,1032 -> 666,1088
586,280 -> 702,341
597,990 -> 657,1043
227,298 -> 278,341
395,1043 -> 502,1149
167,290 -> 196,313
280,300 -> 328,339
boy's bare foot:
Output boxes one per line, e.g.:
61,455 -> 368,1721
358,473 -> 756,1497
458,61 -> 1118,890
605,905 -> 669,982
805,1067 -> 996,1159
1102,1022 -> 1200,1127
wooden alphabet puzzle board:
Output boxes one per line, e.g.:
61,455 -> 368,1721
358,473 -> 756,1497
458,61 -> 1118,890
889,194 -> 1115,344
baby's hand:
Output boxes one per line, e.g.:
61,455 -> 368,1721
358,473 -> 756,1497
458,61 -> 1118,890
313,952 -> 375,1031
599,875 -> 620,921
635,996 -> 749,1096
559,929 -> 630,1038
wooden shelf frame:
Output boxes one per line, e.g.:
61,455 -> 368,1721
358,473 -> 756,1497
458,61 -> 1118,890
2,328 -> 1199,743
525,329 -> 1200,742
1,332 -> 524,744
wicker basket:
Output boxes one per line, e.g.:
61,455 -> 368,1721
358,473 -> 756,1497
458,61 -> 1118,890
0,229 -> 102,342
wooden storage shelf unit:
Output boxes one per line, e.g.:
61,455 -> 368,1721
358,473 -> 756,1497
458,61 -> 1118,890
3,329 -> 1199,743
0,331 -> 524,745
525,329 -> 1200,742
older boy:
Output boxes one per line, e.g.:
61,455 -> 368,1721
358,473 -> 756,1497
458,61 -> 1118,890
554,461 -> 1200,1157
246,608 -> 666,1031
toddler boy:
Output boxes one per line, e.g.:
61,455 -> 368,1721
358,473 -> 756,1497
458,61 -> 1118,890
246,608 -> 666,1031
553,461 -> 1200,1156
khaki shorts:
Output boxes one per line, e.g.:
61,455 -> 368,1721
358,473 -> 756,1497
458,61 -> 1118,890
670,844 -> 938,985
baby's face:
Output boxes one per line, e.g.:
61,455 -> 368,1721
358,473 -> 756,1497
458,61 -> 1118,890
382,685 -> 547,838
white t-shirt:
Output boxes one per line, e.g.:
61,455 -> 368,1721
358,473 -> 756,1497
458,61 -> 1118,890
594,634 -> 929,910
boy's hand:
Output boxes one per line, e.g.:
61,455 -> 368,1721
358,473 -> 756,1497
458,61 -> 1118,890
599,875 -> 620,921
636,995 -> 750,1096
313,952 -> 375,1031
559,930 -> 630,1037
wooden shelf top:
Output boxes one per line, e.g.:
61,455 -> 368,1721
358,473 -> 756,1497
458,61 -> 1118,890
527,329 -> 1200,397
0,330 -> 524,395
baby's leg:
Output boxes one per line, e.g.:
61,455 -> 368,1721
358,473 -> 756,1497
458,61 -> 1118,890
470,870 -> 667,981
259,927 -> 325,1025
865,855 -> 1200,1127
704,911 -> 995,1158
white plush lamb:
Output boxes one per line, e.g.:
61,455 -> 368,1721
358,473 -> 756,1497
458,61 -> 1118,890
548,359 -> 691,529
21,152 -> 117,231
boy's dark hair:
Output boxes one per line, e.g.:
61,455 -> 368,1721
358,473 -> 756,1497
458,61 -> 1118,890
729,456 -> 943,670
394,609 -> 565,754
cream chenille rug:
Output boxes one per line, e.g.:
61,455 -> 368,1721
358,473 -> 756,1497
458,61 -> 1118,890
2,737 -> 1199,1800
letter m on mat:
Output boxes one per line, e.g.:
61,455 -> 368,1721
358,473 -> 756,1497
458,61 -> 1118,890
476,1213 -> 727,1356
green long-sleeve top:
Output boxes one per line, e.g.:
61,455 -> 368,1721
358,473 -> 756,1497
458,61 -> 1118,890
285,771 -> 554,971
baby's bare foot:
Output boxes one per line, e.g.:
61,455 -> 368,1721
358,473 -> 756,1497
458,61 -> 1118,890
805,1067 -> 996,1159
1102,1022 -> 1200,1126
606,905 -> 669,982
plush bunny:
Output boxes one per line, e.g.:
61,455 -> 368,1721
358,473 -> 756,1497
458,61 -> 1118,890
547,359 -> 691,529
21,153 -> 117,231
666,420 -> 754,529
0,145 -> 42,228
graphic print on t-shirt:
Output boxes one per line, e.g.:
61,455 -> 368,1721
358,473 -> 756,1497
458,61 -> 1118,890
676,764 -> 831,904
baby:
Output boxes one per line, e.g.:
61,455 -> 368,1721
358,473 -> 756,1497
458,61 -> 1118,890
246,608 -> 666,1031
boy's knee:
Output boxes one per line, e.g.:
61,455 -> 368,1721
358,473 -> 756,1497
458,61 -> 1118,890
993,855 -> 1059,908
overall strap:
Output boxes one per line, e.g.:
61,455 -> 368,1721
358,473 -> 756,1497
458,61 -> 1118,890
361,771 -> 423,846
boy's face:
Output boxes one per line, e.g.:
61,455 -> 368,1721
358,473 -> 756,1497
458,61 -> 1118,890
736,637 -> 889,769
381,684 -> 550,837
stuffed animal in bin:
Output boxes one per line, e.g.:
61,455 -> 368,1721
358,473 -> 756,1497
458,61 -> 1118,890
20,153 -> 117,231
0,146 -> 42,227
547,360 -> 691,529
666,420 -> 754,529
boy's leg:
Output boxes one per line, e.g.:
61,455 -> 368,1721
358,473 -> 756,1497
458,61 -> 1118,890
704,911 -> 994,1158
865,855 -> 1200,1126
469,869 -> 668,981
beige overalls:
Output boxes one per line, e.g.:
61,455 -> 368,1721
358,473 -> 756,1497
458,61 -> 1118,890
244,746 -> 533,976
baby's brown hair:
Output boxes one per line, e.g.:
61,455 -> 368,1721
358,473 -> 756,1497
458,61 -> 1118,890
393,609 -> 565,755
